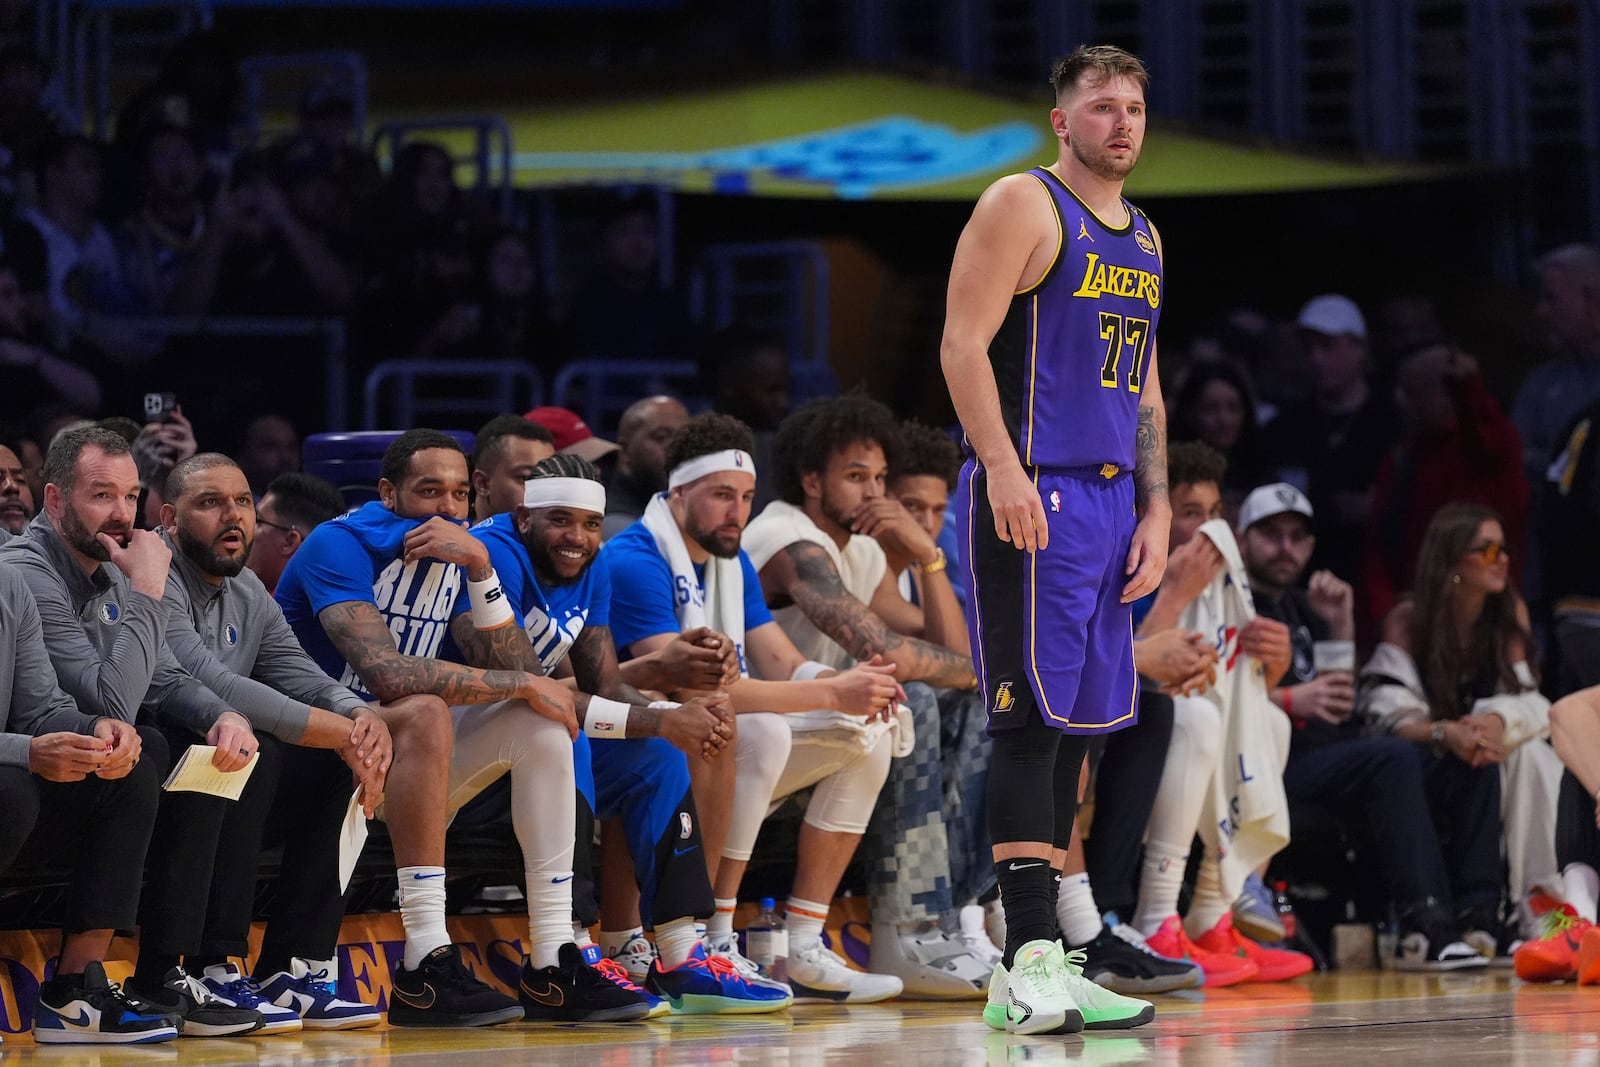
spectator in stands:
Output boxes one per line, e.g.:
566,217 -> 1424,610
1360,502 -> 1564,947
0,439 -> 33,539
117,125 -> 210,315
709,328 -> 792,512
565,192 -> 693,368
286,75 -> 382,221
0,257 -> 101,413
469,413 -> 556,522
275,429 -> 641,1026
237,414 -> 301,497
0,425 -> 267,1036
1261,294 -> 1399,583
1541,390 -> 1600,693
472,228 -> 559,372
1169,360 -> 1269,521
740,396 -> 997,997
604,395 -> 688,539
247,471 -> 346,596
604,411 -> 906,1002
1359,339 -> 1528,639
1239,482 -> 1486,970
112,30 -> 242,184
0,43 -> 67,210
363,142 -> 468,314
1512,244 -> 1600,485
525,405 -> 620,471
130,406 -> 198,530
157,453 -> 386,1030
0,565 -> 172,1045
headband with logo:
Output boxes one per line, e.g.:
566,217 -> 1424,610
667,449 -> 757,490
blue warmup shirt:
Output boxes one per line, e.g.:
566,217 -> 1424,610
276,501 -> 469,699
602,520 -> 772,673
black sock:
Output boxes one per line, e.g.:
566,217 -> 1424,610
133,952 -> 180,989
996,858 -> 1057,967
253,954 -> 292,980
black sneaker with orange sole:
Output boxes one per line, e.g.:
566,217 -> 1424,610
519,942 -> 653,1022
388,945 -> 524,1027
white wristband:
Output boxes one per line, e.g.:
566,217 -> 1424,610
468,570 -> 515,630
791,660 -> 831,682
583,697 -> 631,738
648,700 -> 680,709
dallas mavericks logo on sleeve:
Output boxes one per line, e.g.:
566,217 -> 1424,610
99,601 -> 119,624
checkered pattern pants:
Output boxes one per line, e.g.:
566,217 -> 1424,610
862,682 -> 994,923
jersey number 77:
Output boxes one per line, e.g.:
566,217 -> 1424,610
1097,312 -> 1154,393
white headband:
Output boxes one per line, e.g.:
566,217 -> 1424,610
523,477 -> 607,514
668,449 -> 757,490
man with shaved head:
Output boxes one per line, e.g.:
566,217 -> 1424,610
158,452 -> 405,1030
604,395 -> 688,539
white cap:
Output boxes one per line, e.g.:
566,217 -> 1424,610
1296,294 -> 1366,339
1238,483 -> 1314,532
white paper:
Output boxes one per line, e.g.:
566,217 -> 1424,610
159,745 -> 258,800
338,789 -> 370,893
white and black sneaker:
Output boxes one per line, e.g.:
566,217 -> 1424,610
783,938 -> 903,1004
1394,928 -> 1489,971
125,965 -> 264,1037
607,931 -> 659,983
1069,920 -> 1204,994
33,962 -> 179,1045
868,921 -> 989,999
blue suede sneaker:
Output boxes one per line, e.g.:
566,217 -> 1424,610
647,944 -> 793,1014
200,964 -> 303,1034
256,960 -> 381,1030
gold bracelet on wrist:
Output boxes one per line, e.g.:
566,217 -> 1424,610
919,547 -> 948,575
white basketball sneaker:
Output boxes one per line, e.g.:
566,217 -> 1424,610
982,939 -> 1083,1036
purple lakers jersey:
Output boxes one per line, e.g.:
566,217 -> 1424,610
984,167 -> 1163,470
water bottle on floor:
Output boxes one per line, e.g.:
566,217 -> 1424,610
746,897 -> 788,975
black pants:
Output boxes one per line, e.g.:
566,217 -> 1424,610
0,726 -> 166,934
1084,687 -> 1174,917
201,735 -> 352,964
1285,736 -> 1502,915
987,700 -> 1091,851
140,723 -> 232,956
1557,768 -> 1600,872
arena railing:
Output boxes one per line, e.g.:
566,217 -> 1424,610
361,358 -> 544,431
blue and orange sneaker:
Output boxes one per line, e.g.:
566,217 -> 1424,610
647,944 -> 793,1014
583,944 -> 669,1019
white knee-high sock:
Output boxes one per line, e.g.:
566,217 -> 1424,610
397,866 -> 450,970
1183,854 -> 1231,938
1134,696 -> 1221,937
1056,873 -> 1103,947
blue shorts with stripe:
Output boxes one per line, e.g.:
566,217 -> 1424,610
954,458 -> 1140,736
574,732 -> 703,924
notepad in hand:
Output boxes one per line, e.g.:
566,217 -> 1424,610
160,745 -> 259,800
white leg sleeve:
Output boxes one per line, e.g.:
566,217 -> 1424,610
721,712 -> 792,863
1133,695 -> 1222,935
794,730 -> 894,836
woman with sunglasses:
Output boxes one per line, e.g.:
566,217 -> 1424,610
1359,502 -> 1565,960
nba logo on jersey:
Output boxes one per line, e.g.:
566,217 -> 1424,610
679,812 -> 693,840
1049,490 -> 1061,512
992,681 -> 1015,712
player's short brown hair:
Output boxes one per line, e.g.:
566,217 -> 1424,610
1168,440 -> 1226,491
1049,44 -> 1149,100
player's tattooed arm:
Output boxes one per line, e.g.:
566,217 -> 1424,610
775,541 -> 977,690
318,602 -> 568,723
1134,401 -> 1169,514
448,614 -> 540,674
568,625 -> 653,707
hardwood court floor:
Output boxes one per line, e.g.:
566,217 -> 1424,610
5,971 -> 1599,1066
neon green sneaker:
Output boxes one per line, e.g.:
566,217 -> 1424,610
1059,948 -> 1155,1029
981,940 -> 1084,1036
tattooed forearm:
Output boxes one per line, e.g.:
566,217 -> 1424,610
319,601 -> 533,706
1134,402 -> 1169,512
570,626 -> 652,706
784,542 -> 977,690
449,615 -> 540,673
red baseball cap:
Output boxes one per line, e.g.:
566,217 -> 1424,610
523,406 -> 620,463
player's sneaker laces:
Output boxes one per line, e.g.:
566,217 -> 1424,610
868,921 -> 989,999
584,944 -> 669,1018
1145,915 -> 1258,987
703,932 -> 794,995
254,959 -> 381,1029
1512,905 -> 1592,982
1069,917 -> 1203,995
1231,873 -> 1288,943
646,943 -> 793,1013
1192,913 -> 1313,982
981,939 -> 1083,1036
199,964 -> 303,1034
607,931 -> 659,983
518,942 -> 654,1022
389,944 -> 524,1027
125,965 -> 264,1037
33,962 -> 179,1045
1058,947 -> 1155,1030
783,937 -> 904,1003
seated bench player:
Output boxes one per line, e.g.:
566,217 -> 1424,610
465,453 -> 790,1014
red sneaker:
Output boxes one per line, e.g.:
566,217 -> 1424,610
1578,924 -> 1600,986
1145,915 -> 1259,987
1513,905 -> 1591,983
1192,914 -> 1313,983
